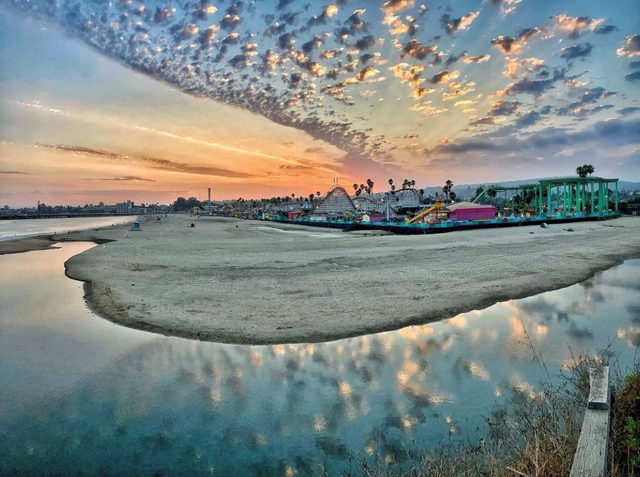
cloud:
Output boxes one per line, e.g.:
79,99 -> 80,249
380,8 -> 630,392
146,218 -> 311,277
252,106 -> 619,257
594,24 -> 618,35
440,11 -> 480,35
402,39 -> 437,60
36,144 -> 258,178
355,66 -> 379,81
552,14 -> 604,39
354,35 -> 377,51
87,176 -> 157,182
496,68 -> 565,98
617,107 -> 639,117
426,117 -> 640,156
626,71 -> 640,83
462,54 -> 491,64
381,0 -> 415,14
560,43 -> 593,64
617,35 -> 640,58
515,110 -> 541,127
0,170 -> 28,175
491,27 -> 541,55
429,70 -> 460,84
503,57 -> 545,79
488,99 -> 521,116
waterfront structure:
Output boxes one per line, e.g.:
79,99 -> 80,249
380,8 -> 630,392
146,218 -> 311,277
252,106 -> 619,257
473,177 -> 619,217
446,202 -> 497,221
362,213 -> 387,223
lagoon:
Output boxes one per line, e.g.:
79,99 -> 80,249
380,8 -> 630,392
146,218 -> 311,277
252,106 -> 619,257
0,243 -> 638,476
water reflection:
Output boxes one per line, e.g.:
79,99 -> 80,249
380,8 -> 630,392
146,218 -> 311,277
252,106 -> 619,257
1,245 -> 639,476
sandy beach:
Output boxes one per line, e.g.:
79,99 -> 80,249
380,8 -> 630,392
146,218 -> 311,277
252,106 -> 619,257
2,215 -> 639,344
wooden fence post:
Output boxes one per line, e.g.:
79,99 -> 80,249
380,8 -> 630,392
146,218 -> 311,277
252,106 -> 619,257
570,366 -> 611,477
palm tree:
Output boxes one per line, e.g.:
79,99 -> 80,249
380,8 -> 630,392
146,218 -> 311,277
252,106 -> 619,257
291,193 -> 295,200
316,191 -> 320,197
353,183 -> 358,192
576,166 -> 587,178
449,191 -> 457,202
366,178 -> 374,198
388,178 -> 394,189
443,179 -> 454,200
487,188 -> 497,204
584,164 -> 595,177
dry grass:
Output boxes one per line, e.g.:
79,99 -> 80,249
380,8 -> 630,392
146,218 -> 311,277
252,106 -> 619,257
340,354 -> 640,477
610,361 -> 640,477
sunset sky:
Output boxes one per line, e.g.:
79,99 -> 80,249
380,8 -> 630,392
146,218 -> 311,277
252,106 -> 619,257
1,0 -> 639,206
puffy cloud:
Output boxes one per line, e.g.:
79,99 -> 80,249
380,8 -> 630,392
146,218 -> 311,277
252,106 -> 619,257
441,11 -> 480,35
220,13 -> 241,31
618,107 -> 640,116
496,69 -> 566,98
355,35 -> 377,51
462,54 -> 491,64
355,66 -> 380,81
402,39 -> 436,60
488,0 -> 523,16
515,110 -> 541,127
488,99 -> 521,116
491,27 -> 542,55
503,57 -> 545,79
626,71 -> 640,83
617,35 -> 640,58
560,43 -> 593,64
429,70 -> 460,84
594,24 -> 618,35
552,14 -> 604,39
382,0 -> 415,14
442,81 -> 476,101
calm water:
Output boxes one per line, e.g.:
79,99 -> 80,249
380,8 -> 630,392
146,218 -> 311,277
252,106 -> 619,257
0,244 -> 639,476
0,216 -> 134,241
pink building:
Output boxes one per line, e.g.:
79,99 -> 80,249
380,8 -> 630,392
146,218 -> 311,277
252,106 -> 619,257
362,212 -> 388,223
446,202 -> 496,221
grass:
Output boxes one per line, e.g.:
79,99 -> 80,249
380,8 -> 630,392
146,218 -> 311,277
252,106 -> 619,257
611,362 -> 640,476
338,355 -> 639,477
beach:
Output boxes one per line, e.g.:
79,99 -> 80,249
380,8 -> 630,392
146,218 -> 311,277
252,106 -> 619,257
2,215 -> 639,344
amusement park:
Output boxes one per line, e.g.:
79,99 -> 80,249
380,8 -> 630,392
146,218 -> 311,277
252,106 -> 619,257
257,171 -> 622,234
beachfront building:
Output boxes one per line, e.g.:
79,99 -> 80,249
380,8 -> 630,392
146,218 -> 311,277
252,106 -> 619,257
474,177 -> 619,217
362,213 -> 387,223
446,202 -> 497,221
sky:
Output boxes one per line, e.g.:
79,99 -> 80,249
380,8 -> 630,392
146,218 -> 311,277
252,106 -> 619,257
0,0 -> 639,206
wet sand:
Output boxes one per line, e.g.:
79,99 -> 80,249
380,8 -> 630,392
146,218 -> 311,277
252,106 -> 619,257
2,215 -> 639,344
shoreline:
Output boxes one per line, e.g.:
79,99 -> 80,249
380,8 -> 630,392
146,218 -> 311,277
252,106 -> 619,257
3,215 -> 640,345
0,217 -> 139,255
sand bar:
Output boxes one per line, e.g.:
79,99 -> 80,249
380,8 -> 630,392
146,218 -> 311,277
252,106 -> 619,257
3,215 -> 639,344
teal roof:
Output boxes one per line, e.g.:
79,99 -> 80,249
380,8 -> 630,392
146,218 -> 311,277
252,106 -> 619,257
538,176 -> 618,183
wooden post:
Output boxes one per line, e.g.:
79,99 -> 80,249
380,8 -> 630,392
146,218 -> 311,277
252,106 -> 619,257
570,366 -> 610,477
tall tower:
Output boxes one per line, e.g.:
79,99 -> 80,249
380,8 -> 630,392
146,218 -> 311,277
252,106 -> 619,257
208,188 -> 212,215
